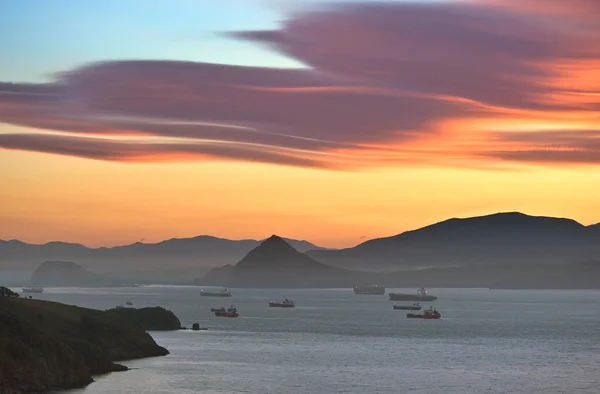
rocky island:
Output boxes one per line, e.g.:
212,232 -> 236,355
0,291 -> 170,393
106,306 -> 182,330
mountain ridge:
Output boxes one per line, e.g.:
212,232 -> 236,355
306,212 -> 600,271
197,235 -> 369,287
0,235 -> 328,276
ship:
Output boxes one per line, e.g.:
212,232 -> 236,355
200,287 -> 232,297
269,299 -> 295,308
389,287 -> 437,301
393,302 -> 422,311
210,307 -> 226,313
406,306 -> 441,319
353,285 -> 385,295
214,305 -> 239,318
22,286 -> 44,293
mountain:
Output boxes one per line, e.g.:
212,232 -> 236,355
30,261 -> 122,286
307,212 -> 600,271
0,236 -> 328,279
588,223 -> 600,233
196,235 -> 372,287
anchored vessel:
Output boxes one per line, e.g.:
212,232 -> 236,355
353,285 -> 385,295
214,305 -> 239,318
201,287 -> 232,297
22,286 -> 44,293
389,287 -> 437,301
269,299 -> 295,308
406,306 -> 441,319
393,302 -> 422,311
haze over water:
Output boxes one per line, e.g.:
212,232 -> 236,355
28,286 -> 600,394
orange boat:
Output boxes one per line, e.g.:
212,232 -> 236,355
407,306 -> 440,319
214,306 -> 239,318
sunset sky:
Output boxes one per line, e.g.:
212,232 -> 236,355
1,0 -> 599,248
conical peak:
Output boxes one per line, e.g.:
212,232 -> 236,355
261,234 -> 290,246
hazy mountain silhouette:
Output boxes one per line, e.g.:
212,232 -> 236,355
307,212 -> 600,271
197,234 -> 600,289
30,261 -> 122,286
198,235 -> 370,287
0,236 -> 326,273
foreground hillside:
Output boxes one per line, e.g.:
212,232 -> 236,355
0,295 -> 169,393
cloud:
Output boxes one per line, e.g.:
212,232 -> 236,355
1,0 -> 599,168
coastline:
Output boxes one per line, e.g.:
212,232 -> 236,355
0,296 -> 171,393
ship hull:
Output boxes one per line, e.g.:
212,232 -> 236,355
214,311 -> 238,317
389,294 -> 437,301
353,287 -> 385,295
201,292 -> 231,297
393,305 -> 422,311
269,303 -> 295,308
406,312 -> 440,319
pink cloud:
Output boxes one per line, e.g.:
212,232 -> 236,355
0,1 -> 599,168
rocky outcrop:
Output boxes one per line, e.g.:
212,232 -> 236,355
0,286 -> 19,297
0,297 -> 169,393
105,306 -> 182,331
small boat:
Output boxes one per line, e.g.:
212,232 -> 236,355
210,307 -> 226,313
389,287 -> 437,301
353,285 -> 385,295
393,302 -> 422,311
407,306 -> 441,319
269,299 -> 295,308
214,305 -> 239,318
201,288 -> 232,297
22,286 -> 44,293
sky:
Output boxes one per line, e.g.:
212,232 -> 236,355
1,0 -> 599,248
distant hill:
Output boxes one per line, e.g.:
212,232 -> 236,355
307,212 -> 600,271
30,261 -> 121,286
196,235 -> 372,287
0,236 -> 328,277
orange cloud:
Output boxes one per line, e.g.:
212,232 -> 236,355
0,1 -> 599,169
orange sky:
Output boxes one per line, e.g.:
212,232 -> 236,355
2,0 -> 599,248
2,147 -> 600,248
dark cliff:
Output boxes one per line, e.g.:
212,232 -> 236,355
0,297 -> 169,393
105,306 -> 182,331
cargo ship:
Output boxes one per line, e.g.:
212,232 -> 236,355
353,285 -> 385,295
200,287 -> 232,297
389,287 -> 437,301
269,299 -> 295,308
22,286 -> 44,293
393,302 -> 422,311
214,305 -> 239,318
406,306 -> 441,319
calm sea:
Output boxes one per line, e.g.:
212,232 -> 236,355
22,286 -> 599,394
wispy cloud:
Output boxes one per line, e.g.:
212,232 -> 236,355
1,0 -> 599,168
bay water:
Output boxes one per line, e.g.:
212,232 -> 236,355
28,286 -> 600,394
